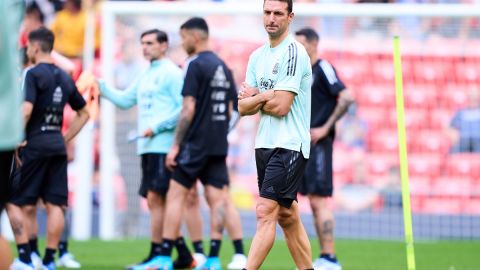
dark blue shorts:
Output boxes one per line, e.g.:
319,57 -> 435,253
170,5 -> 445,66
255,148 -> 307,209
140,153 -> 171,197
300,137 -> 334,197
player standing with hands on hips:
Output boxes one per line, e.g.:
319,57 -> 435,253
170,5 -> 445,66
238,1 -> 314,269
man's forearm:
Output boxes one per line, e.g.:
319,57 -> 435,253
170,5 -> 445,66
173,107 -> 194,146
64,108 -> 90,143
323,95 -> 353,131
238,94 -> 266,116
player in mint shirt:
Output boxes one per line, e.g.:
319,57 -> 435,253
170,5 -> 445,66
238,1 -> 314,269
97,29 -> 194,269
0,0 -> 23,213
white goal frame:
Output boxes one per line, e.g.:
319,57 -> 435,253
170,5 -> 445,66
92,1 -> 479,240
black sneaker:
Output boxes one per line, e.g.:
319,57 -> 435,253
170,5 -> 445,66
173,254 -> 195,269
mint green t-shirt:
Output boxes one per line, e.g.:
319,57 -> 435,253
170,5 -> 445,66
245,34 -> 312,159
0,0 -> 23,150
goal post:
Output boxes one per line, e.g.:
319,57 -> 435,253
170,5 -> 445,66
93,1 -> 480,241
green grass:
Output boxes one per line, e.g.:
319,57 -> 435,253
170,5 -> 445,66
10,238 -> 480,270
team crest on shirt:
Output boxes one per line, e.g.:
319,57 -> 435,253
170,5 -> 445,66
53,86 -> 62,103
272,62 -> 279,75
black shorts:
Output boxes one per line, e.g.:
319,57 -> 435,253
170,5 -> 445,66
255,148 -> 307,209
173,146 -> 229,189
140,153 -> 171,197
10,153 -> 68,206
0,150 -> 14,211
300,137 -> 333,197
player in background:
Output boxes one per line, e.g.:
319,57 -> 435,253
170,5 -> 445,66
173,53 -> 246,270
295,27 -> 354,270
96,29 -> 197,270
237,0 -> 314,269
152,17 -> 238,270
7,27 -> 89,270
18,41 -> 83,270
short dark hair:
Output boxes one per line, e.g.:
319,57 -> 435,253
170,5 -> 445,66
140,29 -> 168,43
180,17 -> 209,36
264,0 -> 293,14
66,0 -> 82,10
295,27 -> 319,43
28,27 -> 55,53
26,2 -> 44,24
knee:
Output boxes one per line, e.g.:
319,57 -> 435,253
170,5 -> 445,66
255,202 -> 276,224
147,192 -> 164,210
309,196 -> 326,215
278,208 -> 298,229
186,190 -> 200,209
23,205 -> 36,217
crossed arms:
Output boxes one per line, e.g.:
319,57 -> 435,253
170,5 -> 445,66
237,82 -> 295,117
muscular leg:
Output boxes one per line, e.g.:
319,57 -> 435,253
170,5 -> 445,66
185,186 -> 203,242
6,203 -> 29,245
245,198 -> 279,270
44,203 -> 64,250
278,201 -> 313,270
309,195 -> 335,255
147,191 -> 166,244
23,205 -> 38,243
162,180 -> 190,243
225,190 -> 242,240
204,185 -> 226,241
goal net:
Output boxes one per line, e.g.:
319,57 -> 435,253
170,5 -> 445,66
95,1 -> 480,241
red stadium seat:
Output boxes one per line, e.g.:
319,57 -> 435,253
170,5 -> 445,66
371,59 -> 394,83
410,195 -> 424,213
409,176 -> 432,196
335,58 -> 368,84
369,129 -> 399,153
357,106 -> 388,130
455,58 -> 480,84
356,84 -> 395,108
387,108 -> 429,129
429,108 -> 455,129
403,84 -> 437,109
366,153 -> 398,176
333,149 -> 355,182
410,130 -> 450,154
412,57 -> 447,84
421,197 -> 463,215
408,153 -> 443,178
431,176 -> 473,197
445,154 -> 480,178
464,198 -> 480,215
439,84 -> 469,110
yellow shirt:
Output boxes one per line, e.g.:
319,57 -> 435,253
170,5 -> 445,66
50,10 -> 86,58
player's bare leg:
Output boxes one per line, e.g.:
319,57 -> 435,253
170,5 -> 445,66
6,203 -> 29,246
309,195 -> 335,255
278,201 -> 313,270
147,191 -> 166,244
162,180 -> 190,240
44,203 -> 65,250
225,189 -> 242,240
225,188 -> 247,269
245,198 -> 280,270
185,186 -> 203,243
204,185 -> 227,240
23,205 -> 38,242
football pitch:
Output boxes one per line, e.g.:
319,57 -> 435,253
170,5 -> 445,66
15,238 -> 480,270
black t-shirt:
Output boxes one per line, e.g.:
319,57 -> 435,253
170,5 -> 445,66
310,59 -> 346,138
182,51 -> 237,156
23,63 -> 86,157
